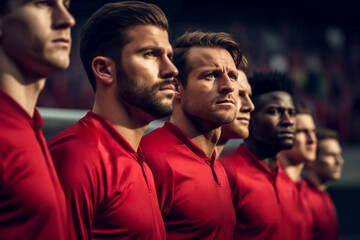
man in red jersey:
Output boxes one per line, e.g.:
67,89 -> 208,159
279,100 -> 317,239
215,69 -> 255,156
0,1 -> 75,239
48,2 -> 178,239
140,31 -> 246,239
220,72 -> 298,240
303,128 -> 343,240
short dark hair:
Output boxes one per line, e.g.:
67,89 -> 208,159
293,99 -> 311,115
80,1 -> 168,91
316,128 -> 339,158
172,31 -> 245,87
316,128 -> 339,141
248,71 -> 294,100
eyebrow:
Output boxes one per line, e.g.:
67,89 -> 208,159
137,46 -> 173,58
265,104 -> 294,108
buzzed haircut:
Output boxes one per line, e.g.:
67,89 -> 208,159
248,71 -> 295,100
316,128 -> 340,158
172,31 -> 246,87
293,99 -> 312,115
80,1 -> 168,91
316,128 -> 339,141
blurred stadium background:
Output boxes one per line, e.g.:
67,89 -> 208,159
38,0 -> 360,238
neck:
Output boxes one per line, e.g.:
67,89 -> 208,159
279,157 -> 304,182
170,107 -> 221,158
93,90 -> 152,151
261,156 -> 279,172
215,137 -> 228,158
0,73 -> 45,118
244,137 -> 279,172
304,170 -> 328,191
0,48 -> 47,117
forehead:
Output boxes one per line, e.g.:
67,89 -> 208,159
296,114 -> 315,129
319,139 -> 341,153
187,47 -> 236,71
5,0 -> 28,10
8,0 -> 68,7
238,71 -> 251,91
255,91 -> 294,109
125,25 -> 171,50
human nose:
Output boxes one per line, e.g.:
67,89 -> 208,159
160,57 -> 178,79
240,95 -> 255,113
52,4 -> 76,29
219,75 -> 235,94
281,111 -> 295,126
335,155 -> 344,166
306,130 -> 317,144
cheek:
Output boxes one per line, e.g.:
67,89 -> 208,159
256,118 -> 274,133
182,90 -> 202,107
124,60 -> 154,79
319,159 -> 334,171
184,85 -> 209,101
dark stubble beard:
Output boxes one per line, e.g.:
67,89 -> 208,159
117,72 -> 175,119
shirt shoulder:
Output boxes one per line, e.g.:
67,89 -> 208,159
141,126 -> 183,162
220,146 -> 249,175
48,121 -> 103,188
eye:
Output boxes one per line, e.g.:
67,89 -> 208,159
289,109 -> 296,117
228,73 -> 237,80
63,0 -> 71,9
268,108 -> 280,115
296,129 -> 306,134
166,52 -> 174,61
35,0 -> 51,7
204,73 -> 216,80
35,1 -> 49,6
144,52 -> 155,57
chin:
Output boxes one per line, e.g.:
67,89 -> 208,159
279,141 -> 294,150
332,173 -> 342,180
237,130 -> 249,139
305,156 -> 316,163
241,129 -> 249,138
216,115 -> 235,125
47,59 -> 70,72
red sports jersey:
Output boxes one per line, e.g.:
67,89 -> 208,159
48,111 -> 165,240
305,179 -> 338,240
220,144 -> 286,240
279,169 -> 314,240
221,144 -> 315,240
140,121 -> 236,240
0,88 -> 68,240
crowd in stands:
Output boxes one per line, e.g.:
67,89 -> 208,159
38,19 -> 360,144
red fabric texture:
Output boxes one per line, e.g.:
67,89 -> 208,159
0,88 -> 68,240
140,121 -> 236,240
220,144 -> 314,240
49,111 -> 165,240
279,169 -> 314,240
305,179 -> 339,240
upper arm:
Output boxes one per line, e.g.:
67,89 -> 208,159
50,140 -> 101,240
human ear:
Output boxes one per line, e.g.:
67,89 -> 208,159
174,78 -> 183,100
91,56 -> 115,87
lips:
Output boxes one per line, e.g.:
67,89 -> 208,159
217,99 -> 234,104
159,84 -> 175,91
52,38 -> 71,46
237,117 -> 250,124
278,131 -> 296,138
